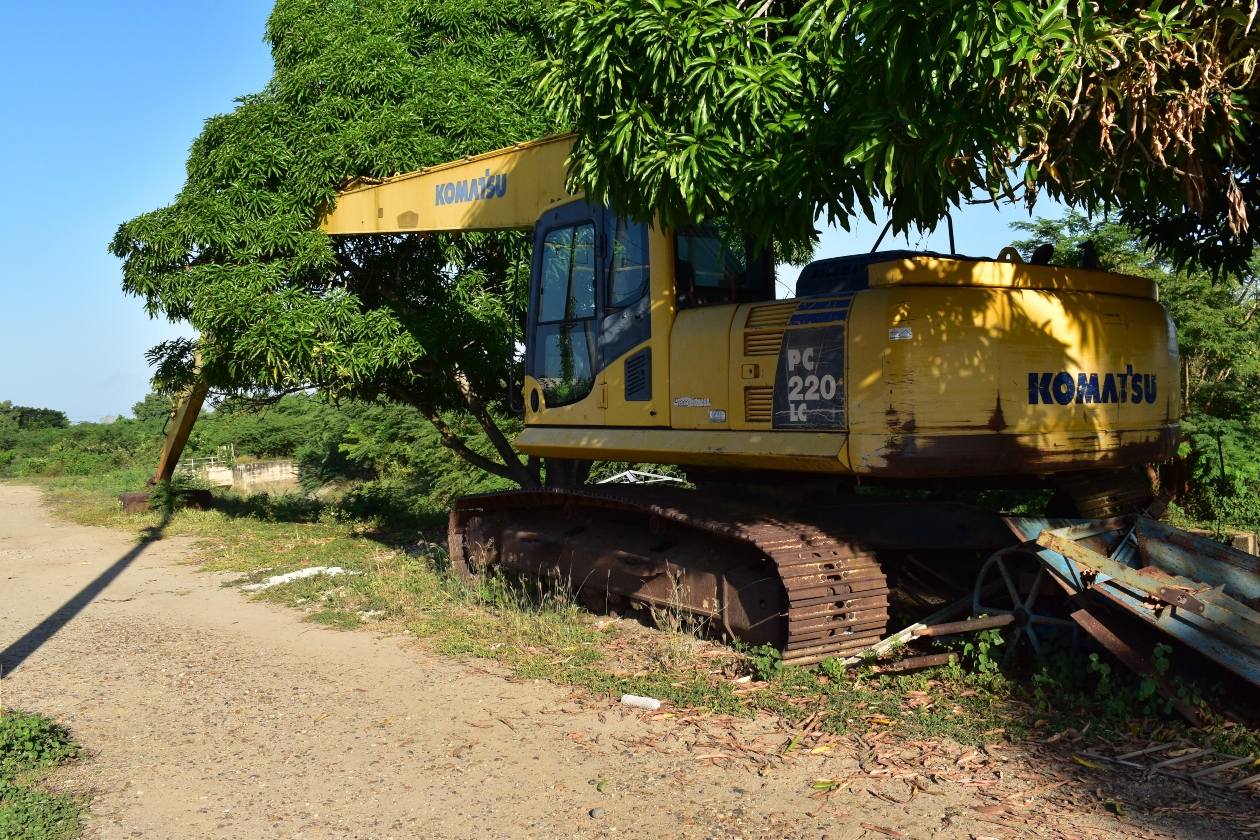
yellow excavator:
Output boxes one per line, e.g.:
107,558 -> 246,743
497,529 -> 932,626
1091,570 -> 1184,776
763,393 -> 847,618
149,133 -> 1181,664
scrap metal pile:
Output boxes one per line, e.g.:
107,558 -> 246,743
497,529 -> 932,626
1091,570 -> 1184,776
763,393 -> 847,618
848,510 -> 1260,727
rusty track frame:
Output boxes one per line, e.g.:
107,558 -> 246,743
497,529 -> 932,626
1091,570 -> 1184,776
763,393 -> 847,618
449,486 -> 890,665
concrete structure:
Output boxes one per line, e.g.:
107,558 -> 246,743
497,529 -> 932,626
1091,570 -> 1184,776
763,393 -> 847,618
1232,532 -> 1258,556
232,460 -> 300,495
200,465 -> 234,487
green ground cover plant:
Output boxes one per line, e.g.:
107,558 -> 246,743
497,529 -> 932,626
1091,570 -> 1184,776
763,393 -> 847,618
0,710 -> 84,840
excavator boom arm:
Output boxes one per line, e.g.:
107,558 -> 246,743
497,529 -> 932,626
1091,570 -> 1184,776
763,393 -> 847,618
153,381 -> 210,485
319,134 -> 576,235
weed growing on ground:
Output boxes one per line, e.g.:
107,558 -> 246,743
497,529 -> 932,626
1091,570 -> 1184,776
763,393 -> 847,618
0,710 -> 83,840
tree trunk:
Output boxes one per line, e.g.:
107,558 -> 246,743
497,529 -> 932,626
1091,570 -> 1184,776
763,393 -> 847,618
543,458 -> 592,487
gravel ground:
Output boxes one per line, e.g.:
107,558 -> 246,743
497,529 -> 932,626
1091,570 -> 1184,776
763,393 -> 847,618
1,484 -> 1255,840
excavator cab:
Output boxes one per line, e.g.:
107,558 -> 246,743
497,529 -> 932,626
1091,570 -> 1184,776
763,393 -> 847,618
525,201 -> 665,412
523,198 -> 774,422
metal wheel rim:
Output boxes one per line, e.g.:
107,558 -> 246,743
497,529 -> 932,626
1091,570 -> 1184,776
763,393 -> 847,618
974,547 -> 1074,665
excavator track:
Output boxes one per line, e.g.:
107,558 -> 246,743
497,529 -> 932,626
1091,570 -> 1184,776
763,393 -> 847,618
448,486 -> 889,666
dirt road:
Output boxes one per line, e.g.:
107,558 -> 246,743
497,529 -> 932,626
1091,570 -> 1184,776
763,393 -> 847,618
0,484 -> 1252,839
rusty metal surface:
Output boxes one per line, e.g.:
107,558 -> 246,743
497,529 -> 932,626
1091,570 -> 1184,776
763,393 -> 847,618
118,492 -> 151,516
1134,517 -> 1260,601
1038,528 -> 1260,650
862,425 -> 1179,478
1052,469 -> 1156,519
871,652 -> 956,673
911,613 -> 1013,637
450,486 -> 892,665
838,585 -> 984,668
116,489 -> 212,516
1006,515 -> 1260,689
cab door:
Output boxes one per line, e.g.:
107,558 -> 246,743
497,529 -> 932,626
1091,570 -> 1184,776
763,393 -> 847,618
524,200 -> 605,426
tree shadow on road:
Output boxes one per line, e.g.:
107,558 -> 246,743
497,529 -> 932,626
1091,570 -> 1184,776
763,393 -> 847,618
0,514 -> 171,679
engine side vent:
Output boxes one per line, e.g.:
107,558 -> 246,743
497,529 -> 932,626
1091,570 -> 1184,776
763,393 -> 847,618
624,348 -> 652,401
743,301 -> 796,357
744,330 -> 785,356
744,386 -> 773,423
745,300 -> 798,329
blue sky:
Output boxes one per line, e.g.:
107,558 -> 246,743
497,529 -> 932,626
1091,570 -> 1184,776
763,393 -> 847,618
0,1 -> 1061,422
0,2 -> 273,422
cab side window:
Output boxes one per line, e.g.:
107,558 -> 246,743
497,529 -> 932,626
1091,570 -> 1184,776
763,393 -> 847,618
533,223 -> 598,407
675,220 -> 774,309
608,217 -> 650,310
539,224 -> 596,321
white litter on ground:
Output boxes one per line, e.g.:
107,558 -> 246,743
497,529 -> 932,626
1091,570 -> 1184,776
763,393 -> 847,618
241,566 -> 357,592
620,694 -> 661,711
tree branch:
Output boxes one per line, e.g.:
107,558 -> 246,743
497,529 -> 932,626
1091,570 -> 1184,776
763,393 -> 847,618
452,366 -> 541,489
385,383 -> 520,484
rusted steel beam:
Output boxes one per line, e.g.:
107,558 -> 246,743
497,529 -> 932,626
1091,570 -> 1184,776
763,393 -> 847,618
1038,529 -> 1199,600
839,580 -> 1005,668
872,653 -> 956,674
1017,516 -> 1260,688
1135,518 -> 1260,601
1036,528 -> 1260,650
911,613 -> 1014,637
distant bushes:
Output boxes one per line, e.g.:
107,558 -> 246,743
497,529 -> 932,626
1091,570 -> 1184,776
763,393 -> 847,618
0,420 -> 162,478
0,401 -> 69,431
0,392 -> 517,528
